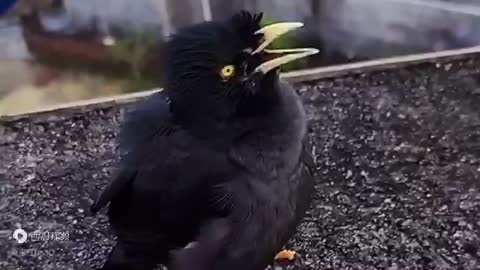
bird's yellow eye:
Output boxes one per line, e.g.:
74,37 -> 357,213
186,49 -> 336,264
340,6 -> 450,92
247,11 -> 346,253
220,65 -> 235,79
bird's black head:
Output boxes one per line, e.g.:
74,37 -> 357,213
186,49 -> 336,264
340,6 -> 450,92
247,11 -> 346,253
163,11 -> 318,121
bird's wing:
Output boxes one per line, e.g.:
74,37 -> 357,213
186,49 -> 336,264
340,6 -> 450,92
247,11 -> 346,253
171,137 -> 316,270
170,175 -> 274,270
292,136 -> 316,226
90,92 -> 175,214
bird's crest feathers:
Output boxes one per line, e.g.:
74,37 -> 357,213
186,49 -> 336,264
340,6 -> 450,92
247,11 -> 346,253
230,11 -> 263,44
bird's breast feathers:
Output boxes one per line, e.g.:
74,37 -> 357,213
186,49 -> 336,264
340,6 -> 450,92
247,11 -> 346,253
228,81 -> 307,179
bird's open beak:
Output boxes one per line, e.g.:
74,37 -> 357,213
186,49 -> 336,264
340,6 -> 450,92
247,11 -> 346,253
252,22 -> 319,74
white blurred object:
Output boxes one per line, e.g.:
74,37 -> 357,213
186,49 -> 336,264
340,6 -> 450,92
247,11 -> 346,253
102,35 -> 116,46
201,0 -> 212,21
0,24 -> 30,60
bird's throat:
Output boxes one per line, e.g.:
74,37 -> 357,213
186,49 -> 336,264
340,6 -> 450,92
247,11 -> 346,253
236,74 -> 281,118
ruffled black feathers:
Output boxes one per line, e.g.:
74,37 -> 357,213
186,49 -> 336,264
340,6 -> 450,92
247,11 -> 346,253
230,11 -> 264,46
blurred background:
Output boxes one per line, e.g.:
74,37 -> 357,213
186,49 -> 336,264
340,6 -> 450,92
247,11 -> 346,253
0,0 -> 479,115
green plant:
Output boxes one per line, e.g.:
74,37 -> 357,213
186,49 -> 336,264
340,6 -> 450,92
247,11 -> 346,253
108,30 -> 159,92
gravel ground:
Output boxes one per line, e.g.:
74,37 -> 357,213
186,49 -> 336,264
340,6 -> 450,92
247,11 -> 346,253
1,56 -> 480,270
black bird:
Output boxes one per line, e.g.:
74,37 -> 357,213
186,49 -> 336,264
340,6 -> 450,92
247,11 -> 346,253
91,11 -> 317,270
